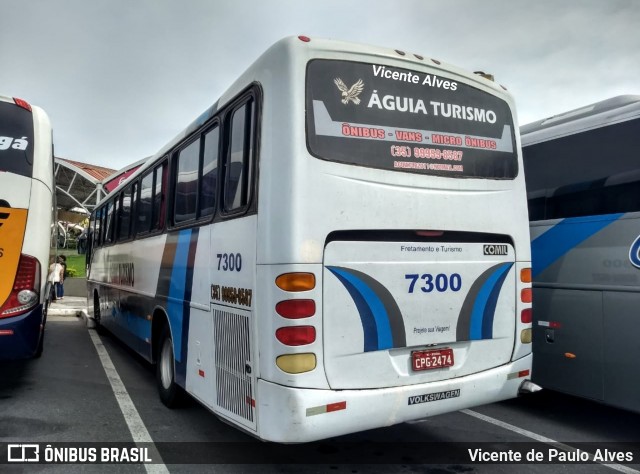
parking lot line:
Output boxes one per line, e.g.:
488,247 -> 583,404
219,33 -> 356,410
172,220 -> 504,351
89,329 -> 169,474
463,409 -> 640,474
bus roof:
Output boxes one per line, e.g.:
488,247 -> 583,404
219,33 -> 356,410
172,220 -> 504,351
521,95 -> 640,146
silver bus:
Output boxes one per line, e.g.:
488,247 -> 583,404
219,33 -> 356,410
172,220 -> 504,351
522,95 -> 640,412
87,36 -> 534,442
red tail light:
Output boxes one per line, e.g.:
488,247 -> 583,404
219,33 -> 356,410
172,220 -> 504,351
521,308 -> 532,324
276,326 -> 316,346
13,98 -> 32,112
0,254 -> 40,318
276,299 -> 316,319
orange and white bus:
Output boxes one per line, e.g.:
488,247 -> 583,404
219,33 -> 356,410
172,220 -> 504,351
0,94 -> 55,359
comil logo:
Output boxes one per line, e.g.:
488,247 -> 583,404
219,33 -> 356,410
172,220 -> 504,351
483,244 -> 508,256
333,78 -> 364,105
8,444 -> 40,462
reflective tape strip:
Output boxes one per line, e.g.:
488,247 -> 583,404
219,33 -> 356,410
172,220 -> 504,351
538,320 -> 562,328
507,369 -> 530,380
306,401 -> 347,417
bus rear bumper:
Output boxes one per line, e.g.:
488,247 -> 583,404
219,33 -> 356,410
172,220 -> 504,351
0,305 -> 44,360
256,354 -> 532,443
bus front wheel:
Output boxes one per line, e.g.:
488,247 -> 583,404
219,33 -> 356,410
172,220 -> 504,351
156,328 -> 184,408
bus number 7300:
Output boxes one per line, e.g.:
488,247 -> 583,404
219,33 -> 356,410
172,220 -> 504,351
405,273 -> 462,293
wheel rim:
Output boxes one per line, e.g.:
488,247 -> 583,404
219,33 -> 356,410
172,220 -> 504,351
160,337 -> 174,389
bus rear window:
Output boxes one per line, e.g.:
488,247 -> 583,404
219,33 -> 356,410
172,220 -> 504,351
306,59 -> 517,179
0,101 -> 34,178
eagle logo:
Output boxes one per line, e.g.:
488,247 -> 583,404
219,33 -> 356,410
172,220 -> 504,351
334,78 -> 365,105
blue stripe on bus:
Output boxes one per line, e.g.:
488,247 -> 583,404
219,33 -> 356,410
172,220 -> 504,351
531,213 -> 624,277
128,311 -> 151,343
327,268 -> 378,352
167,229 -> 192,362
328,267 -> 393,351
480,263 -> 513,339
469,263 -> 513,340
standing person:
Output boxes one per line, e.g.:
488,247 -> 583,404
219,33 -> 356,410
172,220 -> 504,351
77,227 -> 87,254
48,257 -> 62,301
57,255 -> 67,300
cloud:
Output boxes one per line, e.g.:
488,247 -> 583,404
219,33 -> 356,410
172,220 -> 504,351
1,0 -> 638,169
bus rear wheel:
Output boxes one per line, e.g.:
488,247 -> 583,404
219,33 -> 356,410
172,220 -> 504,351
34,327 -> 45,358
93,293 -> 103,333
156,328 -> 184,408
34,302 -> 48,358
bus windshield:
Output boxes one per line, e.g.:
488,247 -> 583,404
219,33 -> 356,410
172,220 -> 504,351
0,101 -> 34,178
306,59 -> 517,179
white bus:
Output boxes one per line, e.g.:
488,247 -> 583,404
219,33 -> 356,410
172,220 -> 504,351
522,95 -> 640,412
0,94 -> 55,360
87,36 -> 534,442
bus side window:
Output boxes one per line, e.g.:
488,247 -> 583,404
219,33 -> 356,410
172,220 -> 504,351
138,173 -> 153,234
174,139 -> 200,224
223,99 -> 254,212
103,202 -> 113,245
131,181 -> 138,237
153,162 -> 168,230
88,214 -> 95,250
524,119 -> 640,220
118,186 -> 132,241
94,208 -> 102,247
201,125 -> 219,218
112,197 -> 120,243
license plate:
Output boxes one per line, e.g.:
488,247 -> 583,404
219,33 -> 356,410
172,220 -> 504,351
412,348 -> 454,371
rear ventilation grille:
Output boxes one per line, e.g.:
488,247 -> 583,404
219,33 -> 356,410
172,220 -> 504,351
214,309 -> 254,422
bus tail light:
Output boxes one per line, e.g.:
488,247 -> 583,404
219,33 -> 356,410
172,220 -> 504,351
276,273 -> 315,292
276,326 -> 316,346
0,254 -> 40,318
276,353 -> 317,374
13,98 -> 32,112
514,266 -> 533,351
276,299 -> 315,319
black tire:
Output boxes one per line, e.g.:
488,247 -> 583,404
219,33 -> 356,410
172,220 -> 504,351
156,327 -> 184,408
34,302 -> 48,358
34,329 -> 44,358
93,292 -> 104,334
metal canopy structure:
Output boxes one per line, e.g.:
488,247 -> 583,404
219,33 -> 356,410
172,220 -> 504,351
54,158 -> 116,213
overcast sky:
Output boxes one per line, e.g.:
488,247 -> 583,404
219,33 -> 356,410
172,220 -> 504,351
2,0 -> 638,171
